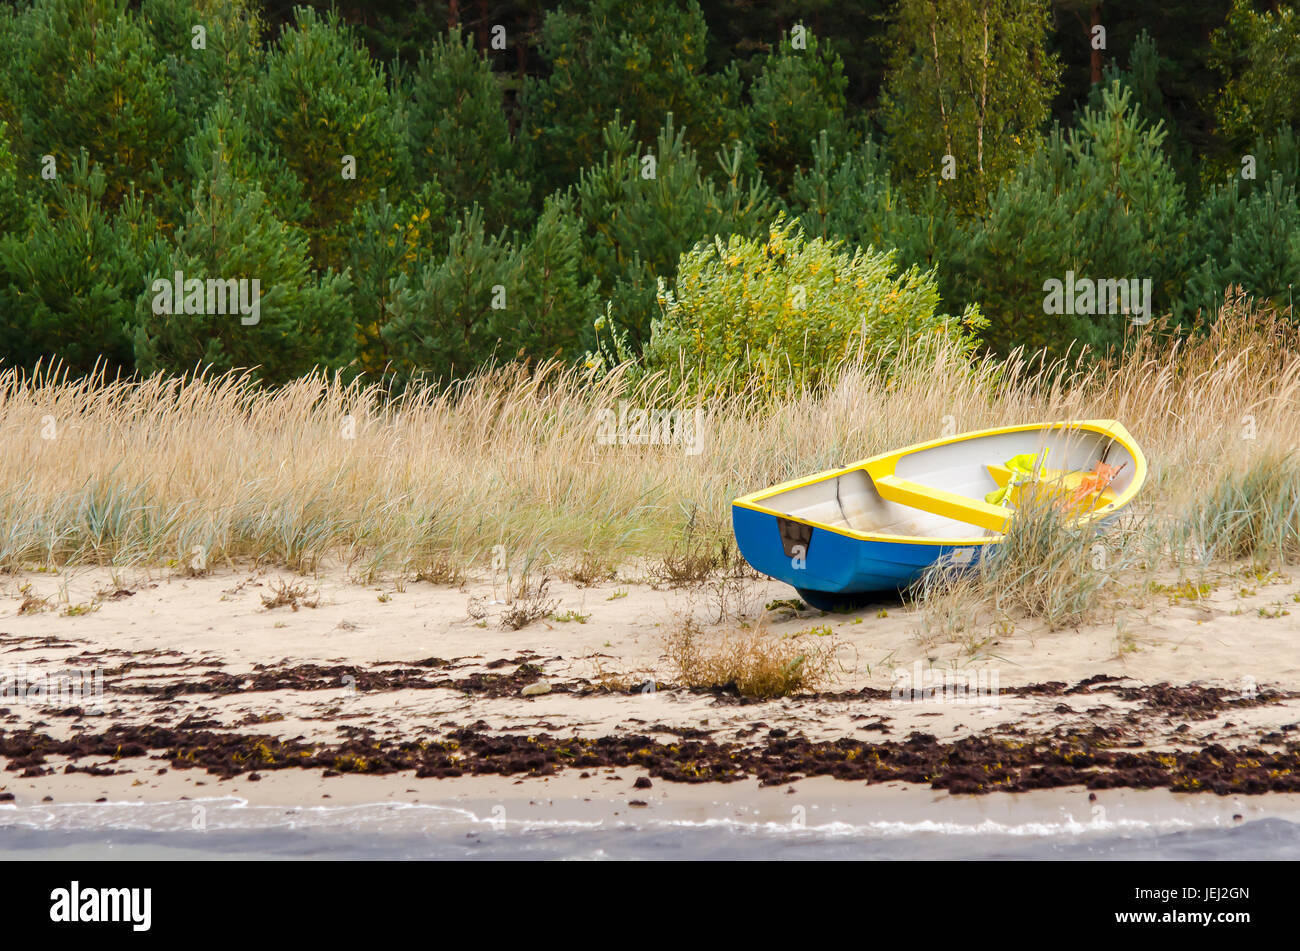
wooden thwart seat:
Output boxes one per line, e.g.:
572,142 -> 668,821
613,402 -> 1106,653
868,473 -> 1013,532
866,462 -> 1119,534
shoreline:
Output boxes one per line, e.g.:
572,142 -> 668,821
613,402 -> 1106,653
5,775 -> 1300,863
7,772 -> 1300,838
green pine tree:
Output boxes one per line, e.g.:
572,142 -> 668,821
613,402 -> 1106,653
511,194 -> 604,362
246,7 -> 408,271
522,0 -> 743,193
140,0 -> 265,130
744,28 -> 853,195
133,148 -> 353,383
1089,30 -> 1196,187
570,114 -> 776,349
1240,125 -> 1300,200
1182,172 -> 1300,324
0,119 -> 27,235
0,153 -> 163,374
346,181 -> 447,375
789,132 -> 969,274
382,207 -> 522,382
160,97 -> 308,233
405,26 -> 530,233
962,83 -> 1189,356
0,0 -> 183,207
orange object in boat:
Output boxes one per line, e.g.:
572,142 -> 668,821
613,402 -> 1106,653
1068,461 -> 1123,507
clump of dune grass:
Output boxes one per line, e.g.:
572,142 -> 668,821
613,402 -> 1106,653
663,618 -> 839,698
0,289 -> 1296,599
562,550 -> 615,588
650,537 -> 725,587
411,554 -> 467,588
1173,449 -> 1300,567
646,507 -> 730,587
914,495 -> 1154,642
498,570 -> 559,631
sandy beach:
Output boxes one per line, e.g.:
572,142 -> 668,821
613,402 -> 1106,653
3,564 -> 1299,823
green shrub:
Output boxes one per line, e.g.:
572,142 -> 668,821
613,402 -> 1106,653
643,216 -> 984,396
1209,0 -> 1300,160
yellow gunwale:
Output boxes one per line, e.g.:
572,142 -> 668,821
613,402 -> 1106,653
731,419 -> 1147,547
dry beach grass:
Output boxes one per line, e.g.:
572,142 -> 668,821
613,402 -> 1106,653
2,292 -> 1298,654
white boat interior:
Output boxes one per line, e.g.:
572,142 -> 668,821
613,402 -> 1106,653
755,426 -> 1140,540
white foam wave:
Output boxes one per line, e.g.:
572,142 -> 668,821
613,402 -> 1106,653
0,797 -> 1214,840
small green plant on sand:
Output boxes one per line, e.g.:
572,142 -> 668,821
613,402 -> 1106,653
1148,579 -> 1215,605
16,583 -> 51,615
550,609 -> 591,623
1113,621 -> 1139,658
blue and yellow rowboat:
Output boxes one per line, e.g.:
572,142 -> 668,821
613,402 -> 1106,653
731,419 -> 1146,609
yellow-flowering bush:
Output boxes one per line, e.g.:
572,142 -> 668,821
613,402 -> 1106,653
644,216 -> 984,396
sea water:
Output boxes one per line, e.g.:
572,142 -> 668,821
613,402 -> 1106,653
3,798 -> 1298,860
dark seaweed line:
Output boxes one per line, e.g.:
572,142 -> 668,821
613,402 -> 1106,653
82,661 -> 1300,715
3,723 -> 1300,795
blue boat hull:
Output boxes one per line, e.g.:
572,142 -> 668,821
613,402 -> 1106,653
731,504 -> 988,597
730,419 -> 1146,606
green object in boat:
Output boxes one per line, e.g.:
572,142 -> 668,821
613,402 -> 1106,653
985,448 -> 1050,506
